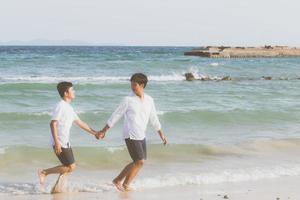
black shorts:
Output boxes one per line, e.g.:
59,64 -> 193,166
53,146 -> 75,166
125,138 -> 147,162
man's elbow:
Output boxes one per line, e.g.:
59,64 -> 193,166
74,119 -> 82,126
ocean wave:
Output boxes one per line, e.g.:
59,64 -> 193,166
0,182 -> 112,195
0,110 -> 165,120
2,139 -> 300,195
1,164 -> 300,195
210,62 -> 220,66
0,74 -> 185,84
2,139 -> 300,169
0,144 -> 233,168
148,74 -> 185,81
0,108 -> 296,122
106,146 -> 126,153
1,74 -> 298,84
0,147 -> 6,155
162,109 -> 299,124
0,112 -> 52,120
134,165 -> 300,189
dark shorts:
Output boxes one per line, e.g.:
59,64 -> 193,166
53,146 -> 75,166
125,138 -> 147,162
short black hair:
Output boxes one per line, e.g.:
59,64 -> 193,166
57,82 -> 73,98
130,73 -> 148,88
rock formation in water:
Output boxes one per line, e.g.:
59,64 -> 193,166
184,46 -> 300,58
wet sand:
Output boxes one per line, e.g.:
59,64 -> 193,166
3,175 -> 299,200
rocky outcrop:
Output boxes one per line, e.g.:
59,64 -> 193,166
262,76 -> 272,80
184,46 -> 300,58
184,73 -> 232,81
184,73 -> 196,81
221,76 -> 232,81
184,73 -> 299,81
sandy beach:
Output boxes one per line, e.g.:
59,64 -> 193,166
2,175 -> 299,200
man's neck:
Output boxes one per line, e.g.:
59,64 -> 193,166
135,92 -> 144,99
63,97 -> 72,103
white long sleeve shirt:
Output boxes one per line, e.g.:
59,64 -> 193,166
107,92 -> 161,140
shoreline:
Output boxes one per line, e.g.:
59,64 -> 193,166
2,175 -> 299,200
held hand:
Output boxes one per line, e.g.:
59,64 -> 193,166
54,143 -> 62,155
94,132 -> 99,140
94,131 -> 100,140
91,129 -> 99,140
96,124 -> 109,140
95,131 -> 105,139
98,131 -> 106,139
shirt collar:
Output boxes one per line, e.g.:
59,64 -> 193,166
130,92 -> 145,100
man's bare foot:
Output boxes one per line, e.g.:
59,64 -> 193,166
112,179 -> 125,192
38,170 -> 46,185
123,183 -> 133,191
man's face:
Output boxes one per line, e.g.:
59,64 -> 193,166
131,81 -> 144,95
65,87 -> 75,100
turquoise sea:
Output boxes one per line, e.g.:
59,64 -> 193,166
0,46 -> 300,196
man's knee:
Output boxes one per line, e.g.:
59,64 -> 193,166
134,159 -> 145,167
67,163 -> 76,172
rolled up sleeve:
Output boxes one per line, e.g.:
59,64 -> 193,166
149,99 -> 161,131
107,97 -> 128,128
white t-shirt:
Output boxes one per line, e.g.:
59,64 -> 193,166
107,92 -> 161,140
50,100 -> 79,148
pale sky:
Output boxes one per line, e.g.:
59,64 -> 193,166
0,0 -> 299,46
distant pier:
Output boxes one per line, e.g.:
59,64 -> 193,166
184,46 -> 300,58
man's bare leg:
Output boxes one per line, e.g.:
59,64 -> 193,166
38,166 -> 68,185
38,164 -> 76,185
50,171 -> 72,194
50,173 -> 65,193
122,159 -> 144,191
112,162 -> 135,191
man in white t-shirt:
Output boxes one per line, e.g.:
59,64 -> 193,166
96,73 -> 167,191
38,82 -> 97,191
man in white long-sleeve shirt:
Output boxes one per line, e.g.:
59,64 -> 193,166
97,73 -> 167,191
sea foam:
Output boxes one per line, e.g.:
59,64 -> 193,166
0,147 -> 5,155
0,74 -> 185,84
1,165 -> 300,195
133,165 -> 300,189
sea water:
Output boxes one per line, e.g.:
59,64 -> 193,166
0,46 -> 300,195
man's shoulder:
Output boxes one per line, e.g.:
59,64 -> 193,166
125,93 -> 135,100
123,95 -> 131,100
54,100 -> 63,108
53,100 -> 71,111
144,93 -> 154,101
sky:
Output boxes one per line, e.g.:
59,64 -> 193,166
0,0 -> 300,46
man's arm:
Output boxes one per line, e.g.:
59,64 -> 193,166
149,99 -> 167,145
96,97 -> 128,139
96,124 -> 110,139
50,120 -> 62,154
74,119 -> 97,137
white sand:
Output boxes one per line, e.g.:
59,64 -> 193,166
3,175 -> 299,200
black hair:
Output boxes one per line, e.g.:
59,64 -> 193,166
130,73 -> 148,88
57,82 -> 73,98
